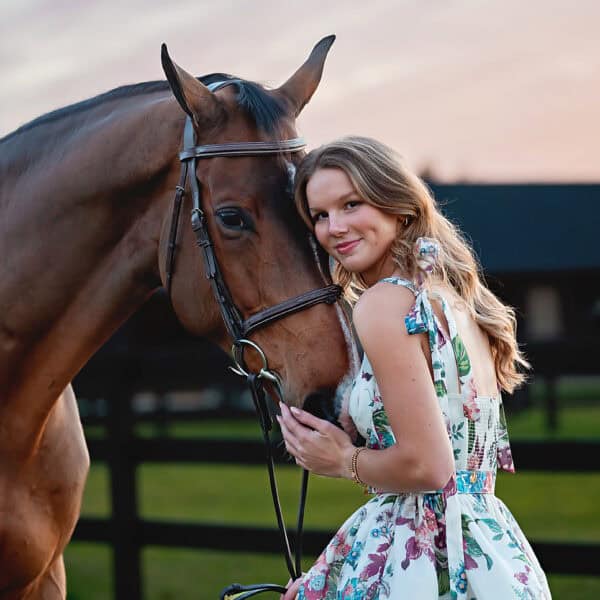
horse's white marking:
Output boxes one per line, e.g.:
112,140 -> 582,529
333,301 -> 361,440
285,160 -> 296,200
307,233 -> 329,282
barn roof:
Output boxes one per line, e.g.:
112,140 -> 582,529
432,184 -> 599,273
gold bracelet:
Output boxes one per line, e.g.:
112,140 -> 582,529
350,446 -> 367,487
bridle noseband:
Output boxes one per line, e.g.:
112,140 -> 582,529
165,80 -> 343,598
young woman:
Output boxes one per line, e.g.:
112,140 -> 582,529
278,137 -> 551,599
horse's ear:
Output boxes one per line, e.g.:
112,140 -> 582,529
161,43 -> 221,125
275,35 -> 336,117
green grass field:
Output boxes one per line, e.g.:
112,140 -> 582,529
66,389 -> 600,600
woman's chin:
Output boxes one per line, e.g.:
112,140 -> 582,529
336,252 -> 363,269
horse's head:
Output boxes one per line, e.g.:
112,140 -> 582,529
158,37 -> 356,416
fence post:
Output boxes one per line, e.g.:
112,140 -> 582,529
107,368 -> 142,600
546,376 -> 559,432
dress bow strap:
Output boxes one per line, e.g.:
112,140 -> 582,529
444,477 -> 469,598
414,236 -> 439,277
404,237 -> 440,336
404,289 -> 430,336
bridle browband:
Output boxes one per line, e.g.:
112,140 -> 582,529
164,80 -> 343,599
178,137 -> 307,160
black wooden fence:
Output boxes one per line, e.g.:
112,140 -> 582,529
68,179 -> 600,597
71,372 -> 600,599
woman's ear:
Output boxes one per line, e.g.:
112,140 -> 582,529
397,215 -> 410,232
396,216 -> 404,235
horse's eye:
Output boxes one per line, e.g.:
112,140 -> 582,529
216,208 -> 249,231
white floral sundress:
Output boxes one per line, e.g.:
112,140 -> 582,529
299,276 -> 551,599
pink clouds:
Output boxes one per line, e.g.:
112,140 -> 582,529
1,0 -> 599,182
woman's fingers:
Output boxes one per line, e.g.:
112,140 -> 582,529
277,411 -> 301,456
278,403 -> 308,436
278,402 -> 353,477
288,405 -> 330,432
280,576 -> 293,600
281,403 -> 331,434
281,575 -> 303,600
277,404 -> 309,448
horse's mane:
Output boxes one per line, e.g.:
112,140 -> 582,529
1,73 -> 286,144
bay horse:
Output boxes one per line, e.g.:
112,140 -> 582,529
0,36 -> 354,598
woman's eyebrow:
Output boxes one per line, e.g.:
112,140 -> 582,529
308,191 -> 356,214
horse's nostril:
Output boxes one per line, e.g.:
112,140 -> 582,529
303,388 -> 340,426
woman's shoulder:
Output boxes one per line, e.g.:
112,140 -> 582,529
352,279 -> 417,343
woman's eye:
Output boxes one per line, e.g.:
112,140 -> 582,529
216,208 -> 249,231
312,212 -> 327,222
345,200 -> 361,209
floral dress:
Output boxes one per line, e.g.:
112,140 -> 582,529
298,275 -> 551,600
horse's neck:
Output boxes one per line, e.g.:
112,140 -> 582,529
0,94 -> 186,446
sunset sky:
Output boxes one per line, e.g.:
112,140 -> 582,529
1,0 -> 599,182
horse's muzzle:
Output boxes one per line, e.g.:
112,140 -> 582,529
302,388 -> 341,427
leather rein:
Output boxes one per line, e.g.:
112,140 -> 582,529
164,81 -> 343,598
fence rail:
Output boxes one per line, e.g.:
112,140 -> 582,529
74,518 -> 600,578
83,436 -> 600,471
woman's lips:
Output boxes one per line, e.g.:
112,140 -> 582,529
335,239 -> 360,255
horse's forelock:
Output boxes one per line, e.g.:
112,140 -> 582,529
232,81 -> 287,136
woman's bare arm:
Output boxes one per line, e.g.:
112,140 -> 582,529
278,281 -> 454,493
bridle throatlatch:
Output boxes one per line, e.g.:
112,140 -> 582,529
165,84 -> 343,598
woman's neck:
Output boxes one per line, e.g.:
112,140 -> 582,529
361,255 -> 408,287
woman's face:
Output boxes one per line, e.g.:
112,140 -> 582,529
306,167 -> 399,285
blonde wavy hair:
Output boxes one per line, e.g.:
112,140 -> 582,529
294,136 -> 529,393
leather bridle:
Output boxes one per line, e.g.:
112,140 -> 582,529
164,80 -> 343,598
165,82 -> 341,346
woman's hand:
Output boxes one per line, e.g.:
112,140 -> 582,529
281,575 -> 303,600
277,403 -> 355,478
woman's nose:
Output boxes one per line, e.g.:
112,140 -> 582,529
328,213 -> 348,236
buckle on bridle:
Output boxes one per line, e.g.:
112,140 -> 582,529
190,207 -> 205,231
229,339 -> 283,394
